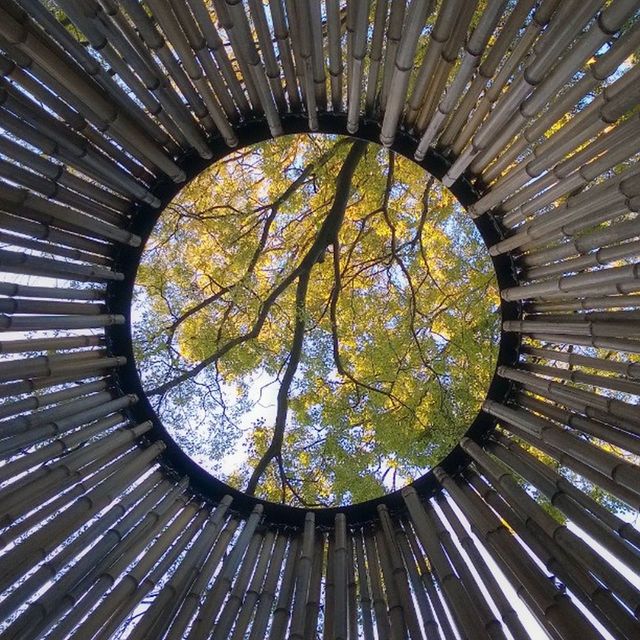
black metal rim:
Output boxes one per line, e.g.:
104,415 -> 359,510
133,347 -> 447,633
106,113 -> 520,527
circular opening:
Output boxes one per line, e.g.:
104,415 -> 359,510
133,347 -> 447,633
132,133 -> 500,507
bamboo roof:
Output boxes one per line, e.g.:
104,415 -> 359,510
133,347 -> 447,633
0,0 -> 639,638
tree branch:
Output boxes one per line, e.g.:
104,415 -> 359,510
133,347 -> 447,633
161,140 -> 350,342
243,140 -> 369,496
147,140 -> 368,397
245,265 -> 312,496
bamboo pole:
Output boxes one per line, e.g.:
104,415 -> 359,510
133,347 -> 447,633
440,0 -> 538,150
461,438 -> 640,628
365,0 -> 389,115
0,211 -> 112,257
508,373 -> 640,432
489,438 -> 640,575
289,511 -> 316,640
0,421 -> 135,549
325,0 -> 343,111
187,503 -> 264,639
0,248 -> 120,282
499,417 -> 640,512
267,534 -> 300,640
428,501 -> 506,640
402,486 -> 486,640
66,502 -> 205,640
479,463 -> 640,636
0,371 -> 114,400
0,417 -> 147,500
0,128 -> 128,213
415,0 -> 479,137
434,467 -> 601,640
219,0 -> 281,138
0,385 -> 112,432
435,496 -> 529,640
210,531 -> 265,639
323,530 -> 336,640
347,533 -> 358,639
493,430 -> 640,550
403,520 -> 456,640
0,32 -> 164,179
0,159 -> 122,229
522,345 -> 640,379
0,232 -> 111,268
483,399 -> 640,497
116,0 -> 220,124
380,0 -> 432,147
0,469 -> 164,623
516,390 -> 640,456
465,468 -> 640,639
364,528 -> 392,640
483,20 -> 640,186
414,0 -> 505,156
0,378 -> 107,419
521,225 -> 640,276
0,387 -> 111,430
0,179 -> 140,246
0,105 -> 158,206
0,441 -> 164,592
375,524 -> 408,640
0,428 -> 130,511
165,518 -> 241,640
149,0 -> 238,148
44,494 -> 191,640
395,524 -> 442,640
61,0 -> 209,158
442,0 -> 607,185
379,0 -> 407,112
283,0 -> 317,131
267,0 -> 301,110
10,0 -> 173,147
345,0 -> 368,134
247,532 -> 291,640
354,531 -> 375,640
516,387 -> 640,449
0,393 -> 137,457
210,0 -> 261,111
94,0 -> 215,131
0,438 -> 142,529
230,530 -> 277,640
5,472 -> 186,639
94,507 -> 211,640
405,0 -> 466,129
247,0 -> 286,112
378,504 -> 423,640
303,532 -> 324,640
126,495 -> 234,640
0,7 -> 185,182
307,0 -> 327,110
497,367 -> 640,429
332,513 -> 349,640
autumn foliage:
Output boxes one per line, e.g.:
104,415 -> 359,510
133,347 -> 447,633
133,134 -> 499,506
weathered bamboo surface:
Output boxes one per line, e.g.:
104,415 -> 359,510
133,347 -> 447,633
0,0 -> 639,638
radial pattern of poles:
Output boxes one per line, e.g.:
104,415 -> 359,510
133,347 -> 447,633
0,1 -> 639,638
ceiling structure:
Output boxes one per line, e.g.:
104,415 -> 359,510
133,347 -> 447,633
0,0 -> 639,638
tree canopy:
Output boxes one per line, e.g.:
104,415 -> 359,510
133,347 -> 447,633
132,134 -> 500,507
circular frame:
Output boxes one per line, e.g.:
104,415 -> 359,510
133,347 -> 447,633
106,113 -> 521,527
